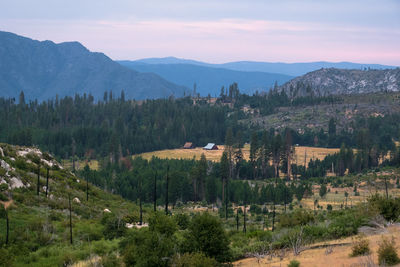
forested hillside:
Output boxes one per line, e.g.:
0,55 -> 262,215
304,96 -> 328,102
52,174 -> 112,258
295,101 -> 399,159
0,88 -> 399,161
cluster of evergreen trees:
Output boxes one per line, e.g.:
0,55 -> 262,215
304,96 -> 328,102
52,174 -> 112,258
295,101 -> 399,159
79,156 -> 313,210
1,89 -> 399,163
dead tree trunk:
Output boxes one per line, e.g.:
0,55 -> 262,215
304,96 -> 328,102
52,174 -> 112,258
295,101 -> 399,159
243,204 -> 247,233
153,172 -> 157,212
225,177 -> 229,220
236,209 -> 239,231
5,208 -> 9,245
68,194 -> 73,244
384,176 -> 389,199
165,166 -> 169,215
86,175 -> 89,201
46,168 -> 49,197
37,162 -> 40,196
139,177 -> 143,225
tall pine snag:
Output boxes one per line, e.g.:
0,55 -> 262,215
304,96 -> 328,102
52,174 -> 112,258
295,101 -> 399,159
220,152 -> 229,218
236,209 -> 239,231
37,161 -> 40,196
1,205 -> 9,246
243,204 -> 247,233
86,174 -> 89,201
153,172 -> 157,212
45,167 -> 49,197
165,165 -> 169,215
68,193 -> 73,244
139,175 -> 143,225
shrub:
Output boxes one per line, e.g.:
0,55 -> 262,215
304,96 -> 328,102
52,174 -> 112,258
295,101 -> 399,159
350,235 -> 370,257
378,237 -> 400,266
0,247 -> 14,266
100,253 -> 121,267
174,213 -> 190,230
184,213 -> 231,262
288,259 -> 300,267
368,194 -> 400,222
172,252 -> 219,267
278,209 -> 314,228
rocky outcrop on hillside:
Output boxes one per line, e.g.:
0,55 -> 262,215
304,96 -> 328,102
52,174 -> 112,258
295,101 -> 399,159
279,68 -> 400,97
0,144 -> 62,191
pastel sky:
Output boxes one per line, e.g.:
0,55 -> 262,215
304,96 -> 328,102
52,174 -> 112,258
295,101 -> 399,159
0,0 -> 399,65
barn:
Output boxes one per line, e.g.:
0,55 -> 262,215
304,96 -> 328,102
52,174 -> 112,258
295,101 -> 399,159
203,143 -> 218,150
183,142 -> 195,149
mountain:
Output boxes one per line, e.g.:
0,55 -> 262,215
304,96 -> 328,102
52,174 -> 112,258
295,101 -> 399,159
279,68 -> 400,97
131,57 -> 397,76
119,61 -> 293,96
0,31 -> 186,101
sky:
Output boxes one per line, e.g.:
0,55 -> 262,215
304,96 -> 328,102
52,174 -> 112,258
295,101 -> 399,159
0,0 -> 399,65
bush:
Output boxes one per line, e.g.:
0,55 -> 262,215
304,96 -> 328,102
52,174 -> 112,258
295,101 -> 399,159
100,253 -> 121,267
378,237 -> 400,266
350,235 -> 370,257
368,194 -> 400,222
172,252 -> 219,267
0,247 -> 14,266
288,259 -> 300,267
184,213 -> 231,262
174,213 -> 190,230
278,209 -> 314,228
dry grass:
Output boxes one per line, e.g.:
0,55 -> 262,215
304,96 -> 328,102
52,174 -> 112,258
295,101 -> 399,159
134,144 -> 249,162
134,145 -> 339,164
233,225 -> 400,267
293,146 -> 339,167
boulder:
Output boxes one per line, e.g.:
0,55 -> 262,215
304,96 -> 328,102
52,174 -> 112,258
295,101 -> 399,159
103,208 -> 111,213
73,197 -> 81,204
10,177 -> 24,189
0,160 -> 11,172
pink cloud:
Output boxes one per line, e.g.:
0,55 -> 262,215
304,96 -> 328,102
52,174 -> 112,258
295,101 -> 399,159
1,18 -> 399,65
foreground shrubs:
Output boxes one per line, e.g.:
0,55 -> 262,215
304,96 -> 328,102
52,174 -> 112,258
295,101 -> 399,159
288,259 -> 300,267
378,236 -> 400,266
350,235 -> 370,257
172,253 -> 219,267
183,213 -> 231,263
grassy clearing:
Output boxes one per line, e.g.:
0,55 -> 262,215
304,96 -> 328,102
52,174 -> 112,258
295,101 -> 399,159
134,145 -> 339,164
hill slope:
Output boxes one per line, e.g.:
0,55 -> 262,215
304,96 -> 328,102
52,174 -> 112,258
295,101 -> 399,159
119,61 -> 293,95
279,68 -> 400,97
0,143 -> 138,266
132,57 -> 398,76
0,31 -> 186,101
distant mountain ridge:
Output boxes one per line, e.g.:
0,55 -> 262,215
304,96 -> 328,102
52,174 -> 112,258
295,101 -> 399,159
0,31 -> 186,101
119,60 -> 293,96
132,57 -> 397,76
278,68 -> 400,97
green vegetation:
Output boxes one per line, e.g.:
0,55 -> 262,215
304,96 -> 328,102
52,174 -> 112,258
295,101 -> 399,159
288,259 -> 300,267
350,235 -> 370,257
378,237 -> 400,266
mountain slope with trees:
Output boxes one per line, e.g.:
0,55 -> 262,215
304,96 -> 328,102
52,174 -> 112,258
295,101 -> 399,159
279,68 -> 400,97
0,31 -> 186,101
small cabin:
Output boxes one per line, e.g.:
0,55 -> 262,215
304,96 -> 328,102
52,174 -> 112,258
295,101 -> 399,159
183,142 -> 195,149
203,143 -> 218,150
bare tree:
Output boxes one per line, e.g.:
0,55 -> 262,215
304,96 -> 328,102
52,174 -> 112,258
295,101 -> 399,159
287,227 -> 307,256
